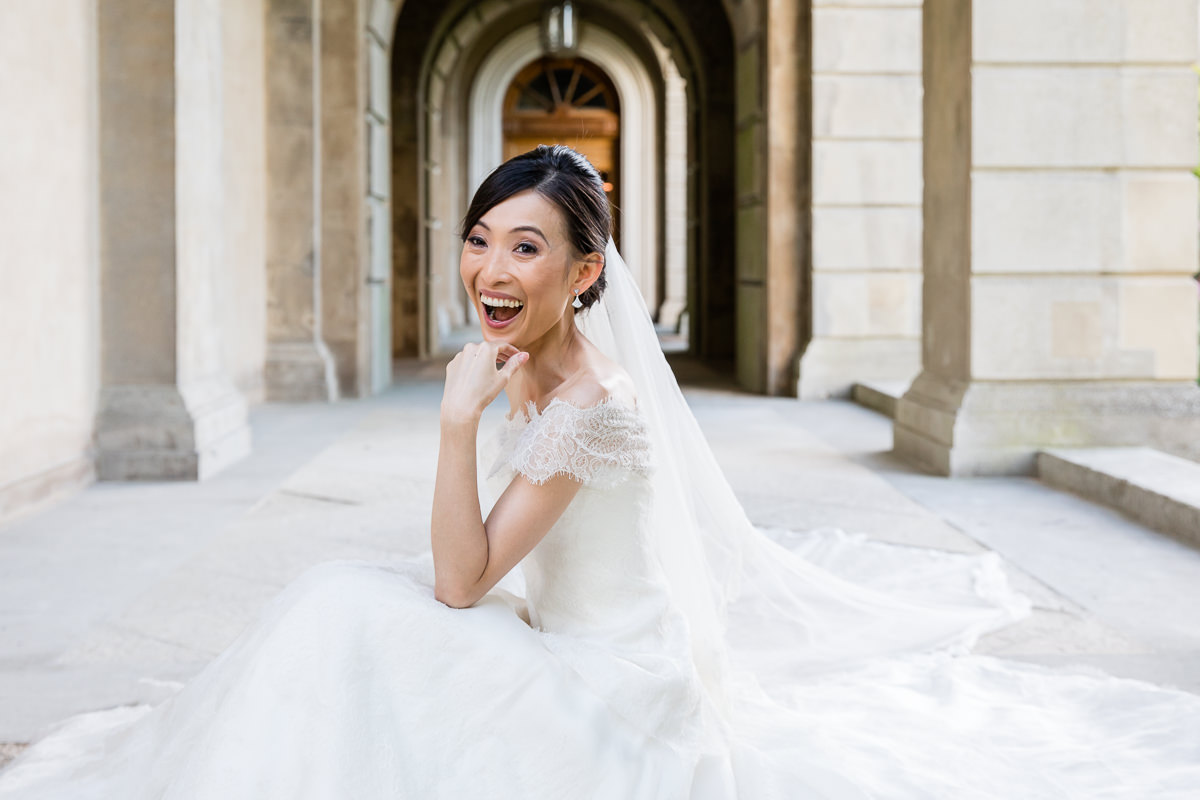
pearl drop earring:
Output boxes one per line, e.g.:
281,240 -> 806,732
572,289 -> 583,309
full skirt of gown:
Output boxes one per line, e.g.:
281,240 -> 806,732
2,396 -> 1199,798
2,535 -> 1199,799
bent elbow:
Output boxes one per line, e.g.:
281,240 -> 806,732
434,581 -> 476,609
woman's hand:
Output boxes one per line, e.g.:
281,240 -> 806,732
441,341 -> 528,426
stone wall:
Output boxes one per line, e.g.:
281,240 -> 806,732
0,1 -> 101,520
798,0 -> 923,398
895,0 -> 1200,474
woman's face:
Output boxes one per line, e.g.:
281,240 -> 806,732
459,189 -> 582,349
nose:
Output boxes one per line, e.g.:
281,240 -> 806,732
477,246 -> 511,287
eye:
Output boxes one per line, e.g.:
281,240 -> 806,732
466,234 -> 486,248
515,241 -> 538,255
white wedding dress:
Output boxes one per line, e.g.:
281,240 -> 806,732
3,240 -> 1200,797
2,394 -> 1199,798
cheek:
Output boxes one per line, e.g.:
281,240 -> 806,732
459,256 -> 475,290
526,272 -> 568,310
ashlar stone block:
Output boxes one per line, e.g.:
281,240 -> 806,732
736,282 -> 766,393
972,171 -> 1200,275
813,75 -> 921,139
1123,174 -> 1199,273
971,171 -> 1122,274
814,140 -> 921,205
812,272 -> 921,338
969,276 -> 1197,381
973,0 -> 1197,65
1118,279 -> 1199,380
368,38 -> 388,118
736,39 -> 761,124
813,207 -> 921,270
813,7 -> 921,74
736,203 -> 765,283
973,67 -> 1197,169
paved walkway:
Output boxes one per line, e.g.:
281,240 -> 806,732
3,360 -> 1200,754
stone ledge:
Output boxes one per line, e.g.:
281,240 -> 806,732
1037,447 -> 1200,546
851,380 -> 907,418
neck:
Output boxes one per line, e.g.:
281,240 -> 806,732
506,311 -> 582,408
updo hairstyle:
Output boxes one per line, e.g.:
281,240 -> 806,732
460,144 -> 612,312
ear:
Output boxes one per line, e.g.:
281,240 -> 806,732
570,251 -> 605,295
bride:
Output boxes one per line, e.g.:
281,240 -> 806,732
2,144 -> 1199,798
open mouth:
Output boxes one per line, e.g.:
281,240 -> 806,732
480,293 -> 524,327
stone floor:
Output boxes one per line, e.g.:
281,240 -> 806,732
3,358 -> 1200,766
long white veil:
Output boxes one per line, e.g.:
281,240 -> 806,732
578,239 -> 1030,721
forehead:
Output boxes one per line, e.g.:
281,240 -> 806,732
476,190 -> 566,238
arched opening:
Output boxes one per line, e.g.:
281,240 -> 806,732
502,57 -> 622,247
381,0 -> 736,379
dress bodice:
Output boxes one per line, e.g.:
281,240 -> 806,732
485,397 -> 680,646
484,397 -> 704,744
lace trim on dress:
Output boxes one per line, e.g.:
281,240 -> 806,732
488,396 -> 653,489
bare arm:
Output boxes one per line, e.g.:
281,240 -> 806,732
432,422 -> 583,608
430,340 -> 585,608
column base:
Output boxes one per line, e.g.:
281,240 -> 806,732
894,372 -> 1200,476
657,299 -> 687,332
96,378 -> 251,480
797,337 -> 920,400
0,456 -> 94,524
264,340 -> 339,402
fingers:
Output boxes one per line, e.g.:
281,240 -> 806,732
498,350 -> 529,381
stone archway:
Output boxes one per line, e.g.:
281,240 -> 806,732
374,0 -> 735,379
465,22 -> 662,322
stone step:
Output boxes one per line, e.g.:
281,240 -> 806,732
1037,447 -> 1200,546
850,381 -> 908,419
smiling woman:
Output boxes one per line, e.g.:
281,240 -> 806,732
5,145 -> 1200,800
434,145 -> 633,610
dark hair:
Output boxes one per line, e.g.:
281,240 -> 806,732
460,144 -> 611,312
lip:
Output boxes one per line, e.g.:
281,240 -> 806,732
478,289 -> 525,330
479,289 -> 521,301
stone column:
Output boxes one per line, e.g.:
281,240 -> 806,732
320,0 -> 368,397
895,0 -> 1200,475
95,0 -> 251,480
797,0 -> 923,399
733,26 -> 768,393
264,0 -> 339,401
657,50 -> 689,331
764,0 -> 809,396
735,0 -> 808,395
365,1 -> 393,392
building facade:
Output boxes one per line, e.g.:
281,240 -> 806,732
1,0 -> 1198,522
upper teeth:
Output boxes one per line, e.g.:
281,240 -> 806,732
481,294 -> 523,309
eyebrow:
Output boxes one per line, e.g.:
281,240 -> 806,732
475,221 -> 548,243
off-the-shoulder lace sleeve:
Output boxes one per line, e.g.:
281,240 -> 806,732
489,397 -> 653,489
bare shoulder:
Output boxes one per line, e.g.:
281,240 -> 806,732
553,347 -> 637,411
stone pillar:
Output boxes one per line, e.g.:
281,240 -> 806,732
735,0 -> 808,395
763,0 -> 809,396
895,0 -> 1200,476
264,0 -> 339,401
95,0 -> 251,480
320,0 -> 368,397
797,0 -> 923,399
657,50 -> 689,331
365,1 -> 393,392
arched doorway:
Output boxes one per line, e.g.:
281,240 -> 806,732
383,0 -> 735,375
502,57 -> 621,246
